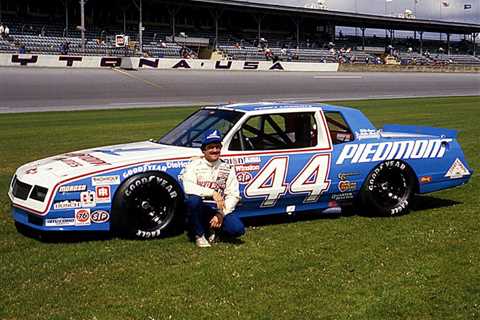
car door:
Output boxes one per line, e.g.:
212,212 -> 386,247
222,110 -> 334,218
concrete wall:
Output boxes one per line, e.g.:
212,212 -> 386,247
0,54 -> 339,72
338,64 -> 480,73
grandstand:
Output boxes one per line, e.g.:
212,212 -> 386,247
0,0 -> 479,65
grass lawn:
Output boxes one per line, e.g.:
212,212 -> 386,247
0,96 -> 479,320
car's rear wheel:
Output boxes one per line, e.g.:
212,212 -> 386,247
360,160 -> 416,216
111,172 -> 183,239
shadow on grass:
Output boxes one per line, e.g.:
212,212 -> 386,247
15,222 -> 114,243
355,195 -> 461,218
411,195 -> 461,211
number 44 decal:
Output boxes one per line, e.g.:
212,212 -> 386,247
244,155 -> 331,207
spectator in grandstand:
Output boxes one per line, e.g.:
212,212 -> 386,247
0,24 -> 4,38
259,37 -> 267,50
4,25 -> 9,39
180,46 -> 188,58
234,42 -> 240,49
19,44 -> 26,54
264,47 -> 273,61
160,40 -> 167,48
286,48 -> 292,62
60,41 -> 70,55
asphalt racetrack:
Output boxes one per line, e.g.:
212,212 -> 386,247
0,67 -> 478,113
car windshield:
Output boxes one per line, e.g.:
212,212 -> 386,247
157,109 -> 244,147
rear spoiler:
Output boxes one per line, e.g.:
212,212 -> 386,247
382,124 -> 458,138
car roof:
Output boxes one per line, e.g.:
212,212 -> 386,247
205,102 -> 357,113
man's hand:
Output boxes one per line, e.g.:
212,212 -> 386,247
209,212 -> 224,229
212,191 -> 225,212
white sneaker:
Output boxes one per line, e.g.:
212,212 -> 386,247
195,235 -> 211,248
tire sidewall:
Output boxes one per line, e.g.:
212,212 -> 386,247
361,160 -> 415,216
112,171 -> 183,239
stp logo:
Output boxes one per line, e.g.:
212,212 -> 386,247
236,172 -> 253,184
95,186 -> 111,203
75,209 -> 91,225
91,210 -> 110,223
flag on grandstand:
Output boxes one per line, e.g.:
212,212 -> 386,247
464,4 -> 472,10
442,1 -> 449,7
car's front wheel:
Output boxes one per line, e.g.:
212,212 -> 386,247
360,160 -> 416,216
111,172 -> 183,239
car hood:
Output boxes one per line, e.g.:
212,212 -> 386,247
16,141 -> 200,181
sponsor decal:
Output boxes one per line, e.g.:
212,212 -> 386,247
420,176 -> 432,184
338,180 -> 357,192
336,139 -> 452,164
25,168 -> 37,175
80,191 -> 96,207
235,164 -> 260,172
236,172 -> 253,184
95,186 -> 111,203
92,175 -> 120,186
122,162 -> 172,178
45,218 -> 75,227
53,200 -> 82,210
165,160 -> 190,169
338,172 -> 360,181
223,156 -> 261,165
91,210 -> 110,223
59,185 -> 87,193
355,129 -> 381,140
445,158 -> 470,179
75,209 -> 91,226
60,158 -> 82,167
55,153 -> 109,167
331,192 -> 354,201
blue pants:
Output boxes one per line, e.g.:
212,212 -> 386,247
185,194 -> 245,238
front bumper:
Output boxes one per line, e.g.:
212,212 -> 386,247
12,207 -> 110,232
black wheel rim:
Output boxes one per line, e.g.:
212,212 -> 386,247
126,181 -> 176,232
370,167 -> 409,209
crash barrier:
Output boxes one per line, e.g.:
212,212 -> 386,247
338,63 -> 480,73
0,54 -> 339,72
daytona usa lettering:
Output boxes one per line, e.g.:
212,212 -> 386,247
336,139 -> 452,164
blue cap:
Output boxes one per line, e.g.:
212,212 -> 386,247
202,129 -> 222,147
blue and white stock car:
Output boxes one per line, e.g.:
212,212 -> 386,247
9,103 -> 472,239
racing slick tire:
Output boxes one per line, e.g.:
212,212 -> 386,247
360,160 -> 416,216
111,172 -> 184,239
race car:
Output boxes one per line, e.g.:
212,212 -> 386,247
9,103 -> 472,239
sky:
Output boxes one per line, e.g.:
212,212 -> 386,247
244,0 -> 480,24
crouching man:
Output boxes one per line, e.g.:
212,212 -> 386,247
181,130 -> 245,247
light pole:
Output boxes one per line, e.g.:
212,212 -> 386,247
132,0 -> 144,55
79,0 -> 86,53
